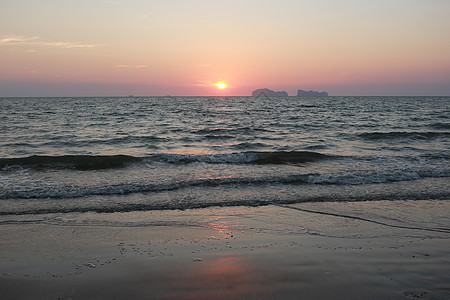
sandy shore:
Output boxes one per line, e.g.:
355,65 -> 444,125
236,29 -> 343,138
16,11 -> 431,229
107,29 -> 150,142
1,200 -> 449,299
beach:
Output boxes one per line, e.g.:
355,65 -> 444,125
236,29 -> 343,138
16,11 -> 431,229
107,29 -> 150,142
1,199 -> 449,299
1,96 -> 448,298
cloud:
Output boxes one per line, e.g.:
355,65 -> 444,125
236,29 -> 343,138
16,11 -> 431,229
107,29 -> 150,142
115,64 -> 147,68
40,42 -> 98,49
0,34 -> 99,49
0,35 -> 39,44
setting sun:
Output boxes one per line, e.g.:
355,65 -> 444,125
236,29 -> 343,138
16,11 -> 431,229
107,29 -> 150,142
215,82 -> 227,89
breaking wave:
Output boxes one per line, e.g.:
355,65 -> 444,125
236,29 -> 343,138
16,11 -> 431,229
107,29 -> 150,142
0,151 -> 331,171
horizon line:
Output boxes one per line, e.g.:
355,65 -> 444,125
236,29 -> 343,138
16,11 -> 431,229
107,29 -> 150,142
2,95 -> 450,98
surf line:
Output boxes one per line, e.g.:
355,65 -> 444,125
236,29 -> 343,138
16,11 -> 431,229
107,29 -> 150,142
275,204 -> 450,234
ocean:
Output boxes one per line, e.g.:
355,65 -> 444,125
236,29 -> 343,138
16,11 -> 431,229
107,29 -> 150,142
0,96 -> 449,215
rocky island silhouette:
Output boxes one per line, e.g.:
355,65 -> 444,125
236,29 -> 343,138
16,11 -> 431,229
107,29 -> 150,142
252,88 -> 328,97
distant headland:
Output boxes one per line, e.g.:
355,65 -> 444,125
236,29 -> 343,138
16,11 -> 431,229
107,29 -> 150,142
252,88 -> 328,97
252,88 -> 288,97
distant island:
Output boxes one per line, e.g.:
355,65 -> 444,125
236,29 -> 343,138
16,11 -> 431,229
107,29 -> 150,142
252,88 -> 288,97
297,89 -> 328,96
252,88 -> 328,97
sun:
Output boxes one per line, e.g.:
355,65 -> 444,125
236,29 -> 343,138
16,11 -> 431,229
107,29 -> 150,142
215,82 -> 227,89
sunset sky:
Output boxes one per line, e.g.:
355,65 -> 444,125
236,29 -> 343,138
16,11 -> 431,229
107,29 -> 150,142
1,0 -> 449,96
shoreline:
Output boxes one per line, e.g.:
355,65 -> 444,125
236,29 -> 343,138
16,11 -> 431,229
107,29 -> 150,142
1,200 -> 449,299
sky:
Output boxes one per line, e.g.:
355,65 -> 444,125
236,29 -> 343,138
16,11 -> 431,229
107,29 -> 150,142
1,0 -> 450,96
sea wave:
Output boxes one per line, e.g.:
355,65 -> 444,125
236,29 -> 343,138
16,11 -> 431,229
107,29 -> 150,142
192,127 -> 273,135
1,178 -> 448,215
0,155 -> 142,171
0,173 -> 323,199
1,167 -> 448,200
357,131 -> 450,141
429,122 -> 450,130
0,151 -> 332,171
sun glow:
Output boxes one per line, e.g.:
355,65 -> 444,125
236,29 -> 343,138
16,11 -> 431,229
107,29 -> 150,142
215,82 -> 227,89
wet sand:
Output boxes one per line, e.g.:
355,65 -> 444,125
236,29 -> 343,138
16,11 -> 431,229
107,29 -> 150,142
1,200 -> 449,299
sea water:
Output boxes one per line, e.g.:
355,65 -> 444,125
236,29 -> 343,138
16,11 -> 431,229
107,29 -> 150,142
0,96 -> 449,215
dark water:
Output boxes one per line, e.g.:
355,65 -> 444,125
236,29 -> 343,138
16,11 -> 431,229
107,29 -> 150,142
0,96 -> 449,215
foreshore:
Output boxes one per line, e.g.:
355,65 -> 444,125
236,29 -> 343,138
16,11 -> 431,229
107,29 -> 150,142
1,200 -> 449,299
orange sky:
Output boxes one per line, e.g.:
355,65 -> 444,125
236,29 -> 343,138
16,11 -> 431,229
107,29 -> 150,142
1,0 -> 449,96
